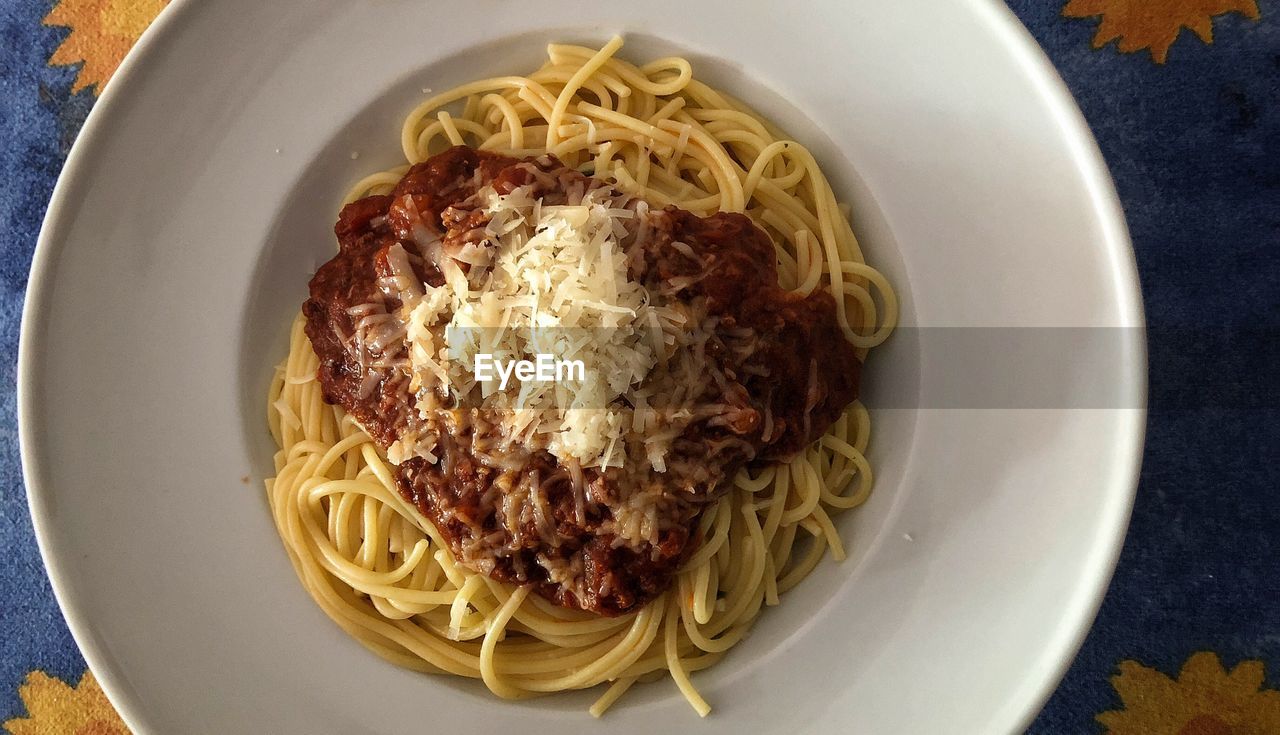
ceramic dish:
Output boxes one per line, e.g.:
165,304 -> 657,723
19,1 -> 1145,732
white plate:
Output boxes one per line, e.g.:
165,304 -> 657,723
19,1 -> 1145,733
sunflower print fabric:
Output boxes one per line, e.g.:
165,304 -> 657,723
0,0 -> 1276,732
43,0 -> 170,93
4,672 -> 129,735
1098,653 -> 1280,734
1062,0 -> 1261,63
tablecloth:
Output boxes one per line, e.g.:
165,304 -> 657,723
1,1 -> 1277,732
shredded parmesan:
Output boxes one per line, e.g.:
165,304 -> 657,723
401,177 -> 686,470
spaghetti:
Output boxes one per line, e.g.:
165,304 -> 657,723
266,36 -> 896,716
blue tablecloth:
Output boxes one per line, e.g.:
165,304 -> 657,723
2,1 -> 1277,731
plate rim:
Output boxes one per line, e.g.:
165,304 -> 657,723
17,1 -> 201,732
961,4 -> 1147,733
16,0 -> 1148,732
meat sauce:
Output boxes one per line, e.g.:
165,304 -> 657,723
304,146 -> 860,615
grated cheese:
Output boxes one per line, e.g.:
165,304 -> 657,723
400,178 -> 686,470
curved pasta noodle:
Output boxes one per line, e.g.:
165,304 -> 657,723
268,36 -> 893,717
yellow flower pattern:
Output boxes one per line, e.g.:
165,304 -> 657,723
1098,652 -> 1280,734
1063,0 -> 1261,63
43,0 -> 169,94
3,672 -> 129,735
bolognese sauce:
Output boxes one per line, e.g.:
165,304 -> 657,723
303,145 -> 859,615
